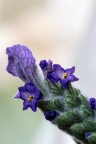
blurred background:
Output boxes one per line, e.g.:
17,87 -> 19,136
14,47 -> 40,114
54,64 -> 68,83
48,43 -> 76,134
0,0 -> 96,144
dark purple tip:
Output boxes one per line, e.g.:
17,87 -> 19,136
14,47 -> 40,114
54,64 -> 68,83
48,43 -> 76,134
85,132 -> 91,138
39,60 -> 48,69
44,111 -> 59,121
89,98 -> 96,110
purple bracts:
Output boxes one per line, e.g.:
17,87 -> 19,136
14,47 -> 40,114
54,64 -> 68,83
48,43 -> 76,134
6,44 -> 36,82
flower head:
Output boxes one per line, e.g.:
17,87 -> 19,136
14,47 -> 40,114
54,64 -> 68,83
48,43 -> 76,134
6,44 -> 36,82
89,98 -> 96,110
44,110 -> 59,121
85,132 -> 91,138
15,82 -> 43,112
39,60 -> 52,78
47,64 -> 79,88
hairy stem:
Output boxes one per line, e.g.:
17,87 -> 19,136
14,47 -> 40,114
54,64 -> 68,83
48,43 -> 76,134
38,84 -> 96,144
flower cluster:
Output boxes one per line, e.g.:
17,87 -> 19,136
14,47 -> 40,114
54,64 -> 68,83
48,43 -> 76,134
39,60 -> 79,88
6,44 -> 96,144
6,44 -> 79,119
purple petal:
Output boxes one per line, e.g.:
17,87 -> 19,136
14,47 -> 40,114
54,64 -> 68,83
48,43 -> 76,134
23,101 -> 29,110
19,86 -> 30,100
53,64 -> 62,70
39,60 -> 48,69
60,79 -> 70,88
39,59 -> 52,70
6,44 -> 36,82
34,90 -> 43,101
66,66 -> 75,75
19,86 -> 26,92
25,82 -> 36,93
67,75 -> 79,82
47,64 -> 64,82
53,64 -> 64,78
30,100 -> 37,112
15,93 -> 21,99
47,71 -> 60,82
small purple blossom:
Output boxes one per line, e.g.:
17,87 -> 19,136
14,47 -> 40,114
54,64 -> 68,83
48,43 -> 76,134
15,82 -> 43,112
47,64 -> 79,88
89,98 -> 96,110
6,44 -> 36,82
44,111 -> 59,121
39,60 -> 52,78
85,132 -> 91,138
39,60 -> 52,70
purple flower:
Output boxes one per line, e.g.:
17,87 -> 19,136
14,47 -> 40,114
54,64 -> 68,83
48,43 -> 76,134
85,132 -> 91,138
39,60 -> 52,70
15,82 -> 43,112
44,111 -> 59,121
89,98 -> 96,110
39,60 -> 52,78
6,44 -> 36,82
47,64 -> 79,88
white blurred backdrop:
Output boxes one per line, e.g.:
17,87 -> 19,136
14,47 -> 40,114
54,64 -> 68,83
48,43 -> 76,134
0,0 -> 96,144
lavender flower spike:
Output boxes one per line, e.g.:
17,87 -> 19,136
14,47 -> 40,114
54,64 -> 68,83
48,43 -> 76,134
6,44 -> 96,144
6,44 -> 36,82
